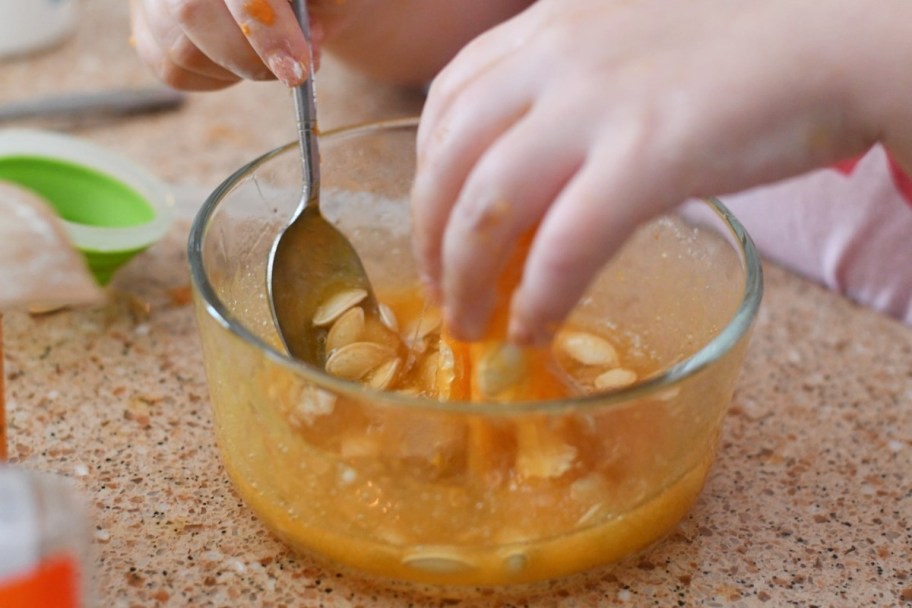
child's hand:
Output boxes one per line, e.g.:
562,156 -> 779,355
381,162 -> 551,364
130,0 -> 317,90
412,0 -> 910,345
130,0 -> 535,89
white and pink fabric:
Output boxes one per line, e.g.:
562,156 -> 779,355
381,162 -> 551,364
720,145 -> 912,324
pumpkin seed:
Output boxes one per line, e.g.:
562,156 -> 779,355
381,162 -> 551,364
655,386 -> 681,401
403,307 -> 442,342
378,302 -> 398,332
476,343 -> 525,399
325,342 -> 396,380
326,306 -> 365,352
435,341 -> 456,399
366,357 -> 401,390
557,331 -> 619,367
594,368 -> 637,391
403,550 -> 474,574
313,288 -> 367,327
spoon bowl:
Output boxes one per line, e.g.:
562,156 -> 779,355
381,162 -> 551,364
269,200 -> 377,364
267,0 -> 377,365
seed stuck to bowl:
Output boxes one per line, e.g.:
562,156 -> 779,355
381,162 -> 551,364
402,550 -> 475,574
594,368 -> 637,391
557,331 -> 619,367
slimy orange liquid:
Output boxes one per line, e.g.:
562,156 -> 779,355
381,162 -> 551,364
211,277 -> 714,587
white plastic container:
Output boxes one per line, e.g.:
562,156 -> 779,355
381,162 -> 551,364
0,466 -> 90,607
0,0 -> 79,59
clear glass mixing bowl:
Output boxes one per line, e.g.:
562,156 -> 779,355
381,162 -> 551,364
188,117 -> 762,588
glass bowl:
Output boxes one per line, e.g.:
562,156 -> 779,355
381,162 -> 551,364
188,117 -> 762,588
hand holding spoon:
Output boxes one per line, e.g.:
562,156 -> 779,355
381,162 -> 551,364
268,0 -> 378,366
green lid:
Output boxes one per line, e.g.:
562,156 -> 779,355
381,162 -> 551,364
0,130 -> 173,285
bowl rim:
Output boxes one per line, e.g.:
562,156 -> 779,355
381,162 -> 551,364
188,116 -> 763,415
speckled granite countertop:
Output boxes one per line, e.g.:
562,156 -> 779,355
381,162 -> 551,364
1,2 -> 910,606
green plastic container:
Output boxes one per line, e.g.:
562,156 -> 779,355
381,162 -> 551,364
0,130 -> 172,284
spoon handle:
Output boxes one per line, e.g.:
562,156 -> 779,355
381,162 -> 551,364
291,0 -> 320,203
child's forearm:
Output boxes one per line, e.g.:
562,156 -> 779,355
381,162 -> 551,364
318,0 -> 535,86
848,1 -> 912,175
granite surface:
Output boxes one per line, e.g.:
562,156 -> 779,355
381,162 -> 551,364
1,1 -> 910,606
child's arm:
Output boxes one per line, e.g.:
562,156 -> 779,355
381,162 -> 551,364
130,0 -> 534,90
410,0 -> 912,344
310,0 -> 536,86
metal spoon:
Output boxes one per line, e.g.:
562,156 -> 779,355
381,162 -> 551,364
267,0 -> 377,365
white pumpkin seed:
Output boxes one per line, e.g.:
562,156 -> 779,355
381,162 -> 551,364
27,303 -> 66,315
557,331 -> 619,367
325,306 -> 365,352
313,288 -> 368,327
403,550 -> 474,574
655,386 -> 681,401
378,302 -> 399,332
594,367 -> 637,391
366,357 -> 401,390
476,343 -> 525,399
325,342 -> 396,380
435,341 -> 456,399
403,307 -> 442,342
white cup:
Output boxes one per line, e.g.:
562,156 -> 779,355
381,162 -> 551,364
0,0 -> 78,59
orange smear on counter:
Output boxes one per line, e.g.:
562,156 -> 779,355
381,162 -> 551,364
244,0 -> 276,26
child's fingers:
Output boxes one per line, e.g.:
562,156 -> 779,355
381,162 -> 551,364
417,7 -> 541,156
131,0 -> 239,91
140,0 -> 243,81
411,54 -> 537,301
160,0 -> 274,81
440,108 -> 585,341
507,130 -> 667,346
222,0 -> 311,86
